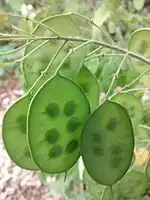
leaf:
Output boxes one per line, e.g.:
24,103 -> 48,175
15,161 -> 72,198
92,4 -> 111,40
0,12 -> 8,24
105,0 -> 121,12
27,74 -> 91,173
81,100 -> 134,186
2,96 -> 38,170
133,0 -> 145,11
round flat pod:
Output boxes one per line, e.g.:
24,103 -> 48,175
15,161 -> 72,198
22,13 -> 87,93
27,74 -> 91,173
2,96 -> 38,170
81,100 -> 134,186
112,93 -> 143,130
75,66 -> 100,111
128,28 -> 150,87
119,170 -> 147,198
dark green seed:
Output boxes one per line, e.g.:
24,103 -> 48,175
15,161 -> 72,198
16,115 -> 26,134
79,83 -> 89,93
48,145 -> 63,158
46,103 -> 60,119
66,117 -> 82,132
45,128 -> 59,144
64,101 -> 76,117
65,139 -> 78,153
106,118 -> 117,131
110,146 -> 123,168
92,146 -> 104,156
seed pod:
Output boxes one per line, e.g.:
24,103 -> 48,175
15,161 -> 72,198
2,96 -> 38,170
75,66 -> 100,111
81,100 -> 134,185
112,93 -> 143,130
119,170 -> 147,198
27,74 -> 90,173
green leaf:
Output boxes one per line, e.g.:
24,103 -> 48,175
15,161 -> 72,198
133,0 -> 145,11
27,74 -> 91,173
81,100 -> 134,185
2,96 -> 38,170
105,0 -> 121,12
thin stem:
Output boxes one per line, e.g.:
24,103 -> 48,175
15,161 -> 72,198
87,46 -> 103,56
0,40 -> 34,56
8,13 -> 59,36
139,124 -> 150,131
110,67 -> 150,99
121,88 -> 149,93
72,12 -> 115,44
55,41 -> 91,75
85,53 -> 124,62
0,40 -> 49,66
105,53 -> 128,100
0,35 -> 149,66
28,41 -> 67,94
110,185 -> 113,200
8,24 -> 35,36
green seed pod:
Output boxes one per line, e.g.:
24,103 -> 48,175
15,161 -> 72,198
75,66 -> 100,111
2,96 -> 38,170
119,170 -> 147,198
81,100 -> 134,186
128,28 -> 150,88
112,93 -> 143,131
27,74 -> 90,173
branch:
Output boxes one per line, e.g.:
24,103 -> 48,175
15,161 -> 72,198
0,35 -> 149,66
110,67 -> 150,99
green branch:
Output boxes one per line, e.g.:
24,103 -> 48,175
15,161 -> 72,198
0,35 -> 149,66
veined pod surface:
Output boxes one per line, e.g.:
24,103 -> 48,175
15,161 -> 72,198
81,100 -> 134,185
27,74 -> 91,173
112,93 -> 143,131
2,96 -> 38,170
75,66 -> 100,112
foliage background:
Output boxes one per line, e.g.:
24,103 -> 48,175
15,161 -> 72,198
0,0 -> 150,200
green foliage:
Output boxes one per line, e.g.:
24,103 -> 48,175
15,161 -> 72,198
0,1 -> 150,199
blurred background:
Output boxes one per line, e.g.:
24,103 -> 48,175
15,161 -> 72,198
0,0 -> 150,199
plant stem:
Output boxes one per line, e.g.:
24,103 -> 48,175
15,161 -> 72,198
85,53 -> 125,61
104,53 -> 128,100
27,41 -> 67,94
8,13 -> 59,36
55,40 -> 91,75
110,67 -> 150,99
121,88 -> 149,93
0,41 -> 34,56
139,124 -> 150,131
0,40 -> 49,66
0,35 -> 149,65
72,12 -> 115,44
